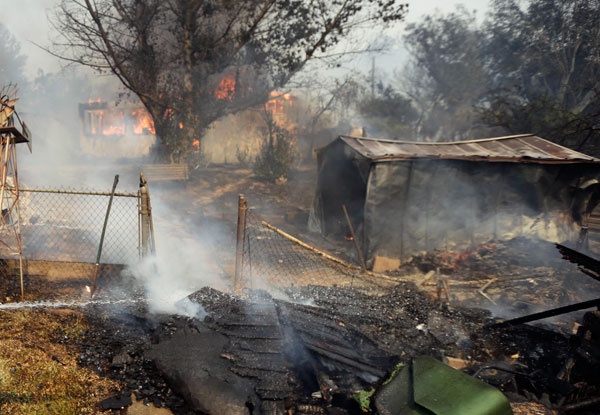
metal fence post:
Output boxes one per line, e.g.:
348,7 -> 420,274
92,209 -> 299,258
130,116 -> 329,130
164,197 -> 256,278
234,194 -> 248,295
91,175 -> 119,297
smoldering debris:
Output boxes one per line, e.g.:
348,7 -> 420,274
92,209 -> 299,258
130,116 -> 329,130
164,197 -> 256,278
119,282 -> 591,415
73,231 -> 600,414
20,232 -> 600,414
77,303 -> 194,413
32,268 -> 599,415
387,236 -> 600,330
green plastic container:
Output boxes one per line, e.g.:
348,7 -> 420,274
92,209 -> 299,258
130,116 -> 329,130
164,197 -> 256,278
375,356 -> 513,415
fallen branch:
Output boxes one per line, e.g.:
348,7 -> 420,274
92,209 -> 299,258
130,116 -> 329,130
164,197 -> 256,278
478,278 -> 498,305
260,221 -> 409,285
417,270 -> 436,287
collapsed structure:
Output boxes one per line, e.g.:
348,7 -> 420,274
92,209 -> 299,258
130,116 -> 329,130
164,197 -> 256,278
311,134 -> 600,269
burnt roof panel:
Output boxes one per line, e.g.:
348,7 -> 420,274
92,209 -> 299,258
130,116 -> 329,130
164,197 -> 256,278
338,134 -> 600,164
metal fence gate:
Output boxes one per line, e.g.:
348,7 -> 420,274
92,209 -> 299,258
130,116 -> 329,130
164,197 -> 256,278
0,180 -> 152,300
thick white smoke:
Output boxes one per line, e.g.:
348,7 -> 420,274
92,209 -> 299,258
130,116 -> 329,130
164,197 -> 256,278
126,198 -> 230,317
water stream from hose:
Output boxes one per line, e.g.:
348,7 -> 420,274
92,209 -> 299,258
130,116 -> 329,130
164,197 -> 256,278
0,298 -> 141,310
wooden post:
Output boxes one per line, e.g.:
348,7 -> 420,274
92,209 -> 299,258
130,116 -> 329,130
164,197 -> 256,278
400,161 -> 414,258
139,173 -> 155,256
140,180 -> 149,257
342,204 -> 367,271
234,194 -> 248,296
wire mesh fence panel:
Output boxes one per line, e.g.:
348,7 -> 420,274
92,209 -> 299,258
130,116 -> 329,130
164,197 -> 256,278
241,209 -> 364,292
19,188 -> 141,263
0,188 -> 143,294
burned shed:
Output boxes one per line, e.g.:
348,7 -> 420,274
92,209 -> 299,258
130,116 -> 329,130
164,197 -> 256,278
311,134 -> 600,268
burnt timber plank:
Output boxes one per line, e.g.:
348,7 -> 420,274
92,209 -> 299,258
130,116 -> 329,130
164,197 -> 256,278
194,292 -> 297,401
230,338 -> 285,354
276,299 -> 395,380
556,243 -> 600,282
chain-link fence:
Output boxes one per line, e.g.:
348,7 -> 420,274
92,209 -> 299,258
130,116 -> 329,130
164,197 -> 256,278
238,203 -> 373,293
0,187 -> 142,299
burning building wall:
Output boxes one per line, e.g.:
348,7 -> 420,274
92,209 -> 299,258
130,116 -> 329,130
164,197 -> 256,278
78,101 -> 156,158
311,134 -> 600,268
79,92 -> 300,164
202,91 -> 301,165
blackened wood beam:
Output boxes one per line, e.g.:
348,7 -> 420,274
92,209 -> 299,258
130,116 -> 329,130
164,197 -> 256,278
488,298 -> 600,329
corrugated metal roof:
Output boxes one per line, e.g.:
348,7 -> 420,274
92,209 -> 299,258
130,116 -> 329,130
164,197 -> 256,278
338,134 -> 600,164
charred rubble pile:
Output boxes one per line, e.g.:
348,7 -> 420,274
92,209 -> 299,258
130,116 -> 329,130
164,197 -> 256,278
75,237 -> 600,414
76,301 -> 198,413
392,236 -> 569,278
390,236 -> 600,324
385,235 -> 600,413
139,282 -> 596,414
168,284 -> 462,414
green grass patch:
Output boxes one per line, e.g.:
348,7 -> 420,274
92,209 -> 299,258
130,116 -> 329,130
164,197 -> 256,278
0,309 -> 120,415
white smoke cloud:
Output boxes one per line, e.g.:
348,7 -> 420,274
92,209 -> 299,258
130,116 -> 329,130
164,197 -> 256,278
2,0 -> 62,79
127,253 -> 205,317
126,197 -> 231,317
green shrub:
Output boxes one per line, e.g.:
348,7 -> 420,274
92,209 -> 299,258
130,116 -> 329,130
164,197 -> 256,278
253,121 -> 295,182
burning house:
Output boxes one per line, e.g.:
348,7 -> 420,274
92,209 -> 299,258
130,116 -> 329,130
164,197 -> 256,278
202,90 -> 301,164
78,92 -> 300,164
78,100 -> 156,158
311,134 -> 600,270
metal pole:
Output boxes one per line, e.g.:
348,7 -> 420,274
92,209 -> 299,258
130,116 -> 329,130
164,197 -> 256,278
234,194 -> 247,296
0,136 -> 10,225
487,297 -> 600,329
91,174 -> 119,298
12,145 -> 24,300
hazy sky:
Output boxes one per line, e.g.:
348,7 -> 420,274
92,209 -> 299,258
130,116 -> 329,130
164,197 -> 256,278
2,0 -> 490,80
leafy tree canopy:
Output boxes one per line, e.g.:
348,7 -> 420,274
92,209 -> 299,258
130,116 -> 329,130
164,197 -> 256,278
482,0 -> 600,152
401,6 -> 489,141
358,81 -> 419,139
0,23 -> 28,94
51,0 -> 407,162
393,0 -> 600,154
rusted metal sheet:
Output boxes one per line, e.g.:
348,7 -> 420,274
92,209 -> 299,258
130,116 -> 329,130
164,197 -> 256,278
338,134 -> 600,164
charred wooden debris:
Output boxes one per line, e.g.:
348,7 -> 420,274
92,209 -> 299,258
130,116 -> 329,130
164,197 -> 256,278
136,273 -> 595,415
79,236 -> 600,414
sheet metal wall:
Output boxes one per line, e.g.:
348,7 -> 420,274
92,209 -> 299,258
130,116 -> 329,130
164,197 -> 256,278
364,160 -> 585,262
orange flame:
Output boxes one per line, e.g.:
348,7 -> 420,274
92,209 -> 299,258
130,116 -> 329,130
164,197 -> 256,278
215,76 -> 236,100
265,91 -> 295,115
131,109 -> 156,135
102,124 -> 125,135
100,111 -> 124,135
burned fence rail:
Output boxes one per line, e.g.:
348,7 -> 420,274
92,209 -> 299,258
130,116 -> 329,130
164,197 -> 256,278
0,187 -> 142,297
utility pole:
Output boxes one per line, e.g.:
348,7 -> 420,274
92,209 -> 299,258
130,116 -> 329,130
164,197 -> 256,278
371,57 -> 376,98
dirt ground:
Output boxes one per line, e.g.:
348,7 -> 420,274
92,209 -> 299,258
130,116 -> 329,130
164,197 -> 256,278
1,163 -> 600,414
